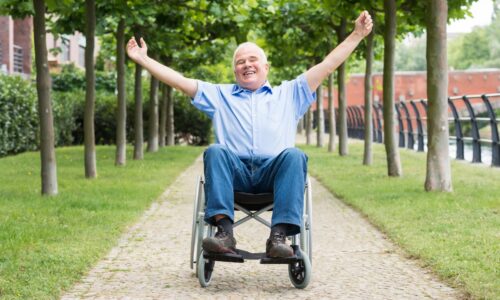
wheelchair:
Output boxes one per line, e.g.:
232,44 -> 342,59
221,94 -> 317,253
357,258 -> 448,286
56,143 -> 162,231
190,175 -> 313,288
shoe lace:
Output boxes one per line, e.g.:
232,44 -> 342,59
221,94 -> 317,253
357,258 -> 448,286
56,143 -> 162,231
214,225 -> 229,238
270,231 -> 287,243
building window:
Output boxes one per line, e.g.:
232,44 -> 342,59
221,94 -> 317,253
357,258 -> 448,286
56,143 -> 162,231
13,45 -> 23,73
61,37 -> 70,62
78,45 -> 85,67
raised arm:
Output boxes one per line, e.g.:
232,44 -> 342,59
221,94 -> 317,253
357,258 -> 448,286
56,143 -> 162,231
305,11 -> 373,91
126,37 -> 198,98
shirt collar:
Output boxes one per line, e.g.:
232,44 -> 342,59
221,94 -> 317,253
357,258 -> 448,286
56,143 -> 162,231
232,81 -> 273,95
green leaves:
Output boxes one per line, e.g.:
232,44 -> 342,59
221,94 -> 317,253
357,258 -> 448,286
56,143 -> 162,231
0,75 -> 39,156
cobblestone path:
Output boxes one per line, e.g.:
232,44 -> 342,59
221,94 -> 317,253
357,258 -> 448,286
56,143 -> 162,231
61,154 -> 461,300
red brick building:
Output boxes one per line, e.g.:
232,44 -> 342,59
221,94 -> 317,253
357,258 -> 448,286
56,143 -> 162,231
0,16 -> 32,77
318,69 -> 500,109
323,69 -> 500,108
0,15 -> 98,77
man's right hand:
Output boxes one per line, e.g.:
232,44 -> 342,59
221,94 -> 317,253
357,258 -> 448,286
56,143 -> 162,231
125,36 -> 198,98
127,37 -> 148,65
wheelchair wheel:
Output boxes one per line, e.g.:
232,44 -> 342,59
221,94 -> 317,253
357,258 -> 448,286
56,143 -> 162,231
298,176 -> 313,264
190,176 -> 203,269
288,249 -> 311,289
197,252 -> 215,287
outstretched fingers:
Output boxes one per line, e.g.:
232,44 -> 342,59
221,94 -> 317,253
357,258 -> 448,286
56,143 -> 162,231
139,37 -> 147,49
363,11 -> 373,28
127,37 -> 137,51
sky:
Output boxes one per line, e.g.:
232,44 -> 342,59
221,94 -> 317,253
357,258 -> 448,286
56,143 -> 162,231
447,0 -> 495,33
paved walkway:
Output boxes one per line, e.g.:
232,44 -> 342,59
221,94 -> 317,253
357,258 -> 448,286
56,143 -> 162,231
61,142 -> 461,299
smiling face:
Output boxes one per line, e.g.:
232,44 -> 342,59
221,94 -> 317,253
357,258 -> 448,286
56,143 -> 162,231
233,43 -> 269,91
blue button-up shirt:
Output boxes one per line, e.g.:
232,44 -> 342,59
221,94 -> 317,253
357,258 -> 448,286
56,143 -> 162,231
192,74 -> 316,158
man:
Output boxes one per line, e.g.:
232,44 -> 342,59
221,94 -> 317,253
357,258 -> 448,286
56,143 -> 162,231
126,11 -> 373,258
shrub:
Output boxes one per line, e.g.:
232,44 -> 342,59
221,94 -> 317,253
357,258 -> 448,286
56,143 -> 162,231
55,90 -> 134,146
52,90 -> 84,146
51,64 -> 115,93
0,75 -> 39,156
173,93 -> 212,145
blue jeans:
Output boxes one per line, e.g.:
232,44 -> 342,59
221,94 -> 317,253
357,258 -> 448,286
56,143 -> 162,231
203,144 -> 308,236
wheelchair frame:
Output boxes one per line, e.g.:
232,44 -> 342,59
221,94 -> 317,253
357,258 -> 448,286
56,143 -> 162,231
190,175 -> 313,288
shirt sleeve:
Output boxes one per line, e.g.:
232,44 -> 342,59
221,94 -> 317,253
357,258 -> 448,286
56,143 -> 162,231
293,73 -> 317,119
191,80 -> 220,119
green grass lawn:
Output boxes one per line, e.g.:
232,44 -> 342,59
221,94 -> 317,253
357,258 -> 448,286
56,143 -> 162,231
0,145 -> 203,299
301,142 -> 499,300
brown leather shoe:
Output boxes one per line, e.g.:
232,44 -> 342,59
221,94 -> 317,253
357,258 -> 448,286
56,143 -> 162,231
202,226 -> 237,254
266,231 -> 294,258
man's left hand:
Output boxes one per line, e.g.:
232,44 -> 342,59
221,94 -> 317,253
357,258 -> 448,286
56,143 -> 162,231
354,11 -> 373,38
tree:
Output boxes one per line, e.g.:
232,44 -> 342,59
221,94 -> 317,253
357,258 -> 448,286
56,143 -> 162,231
166,85 -> 175,145
424,0 -> 452,191
306,108 -> 313,145
336,17 -> 349,156
115,18 -> 126,166
327,73 -> 336,152
84,0 -> 97,178
33,0 -> 58,194
159,83 -> 167,147
382,0 -> 402,176
363,14 -> 375,165
2,0 -> 61,195
133,34 -> 144,159
316,85 -> 324,147
147,70 -> 159,152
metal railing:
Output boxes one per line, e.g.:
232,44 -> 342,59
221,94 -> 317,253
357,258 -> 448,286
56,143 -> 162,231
344,93 -> 500,167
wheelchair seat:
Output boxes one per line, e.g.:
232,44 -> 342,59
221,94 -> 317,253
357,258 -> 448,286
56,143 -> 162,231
234,191 -> 274,211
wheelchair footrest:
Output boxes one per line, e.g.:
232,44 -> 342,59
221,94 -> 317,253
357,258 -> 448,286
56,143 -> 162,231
203,245 -> 302,264
260,245 -> 301,264
203,251 -> 244,263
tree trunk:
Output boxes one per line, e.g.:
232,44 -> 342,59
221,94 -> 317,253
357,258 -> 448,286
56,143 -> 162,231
425,0 -> 452,192
33,0 -> 58,195
305,107 -> 312,145
84,0 -> 97,178
159,83 -> 167,147
147,71 -> 159,152
337,18 -> 348,156
363,26 -> 375,166
297,118 -> 303,134
133,61 -> 143,160
316,85 -> 324,147
328,73 -> 336,152
115,18 -> 126,166
166,85 -> 175,146
383,0 -> 402,176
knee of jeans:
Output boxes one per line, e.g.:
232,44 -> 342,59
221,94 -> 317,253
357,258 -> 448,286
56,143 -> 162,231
282,147 -> 308,162
204,144 -> 229,159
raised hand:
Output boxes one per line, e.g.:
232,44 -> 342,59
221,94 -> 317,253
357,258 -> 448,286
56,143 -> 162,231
354,11 -> 373,38
126,37 -> 148,64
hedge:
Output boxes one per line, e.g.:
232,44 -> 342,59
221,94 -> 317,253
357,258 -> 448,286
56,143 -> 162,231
0,75 -> 39,156
0,72 -> 211,157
